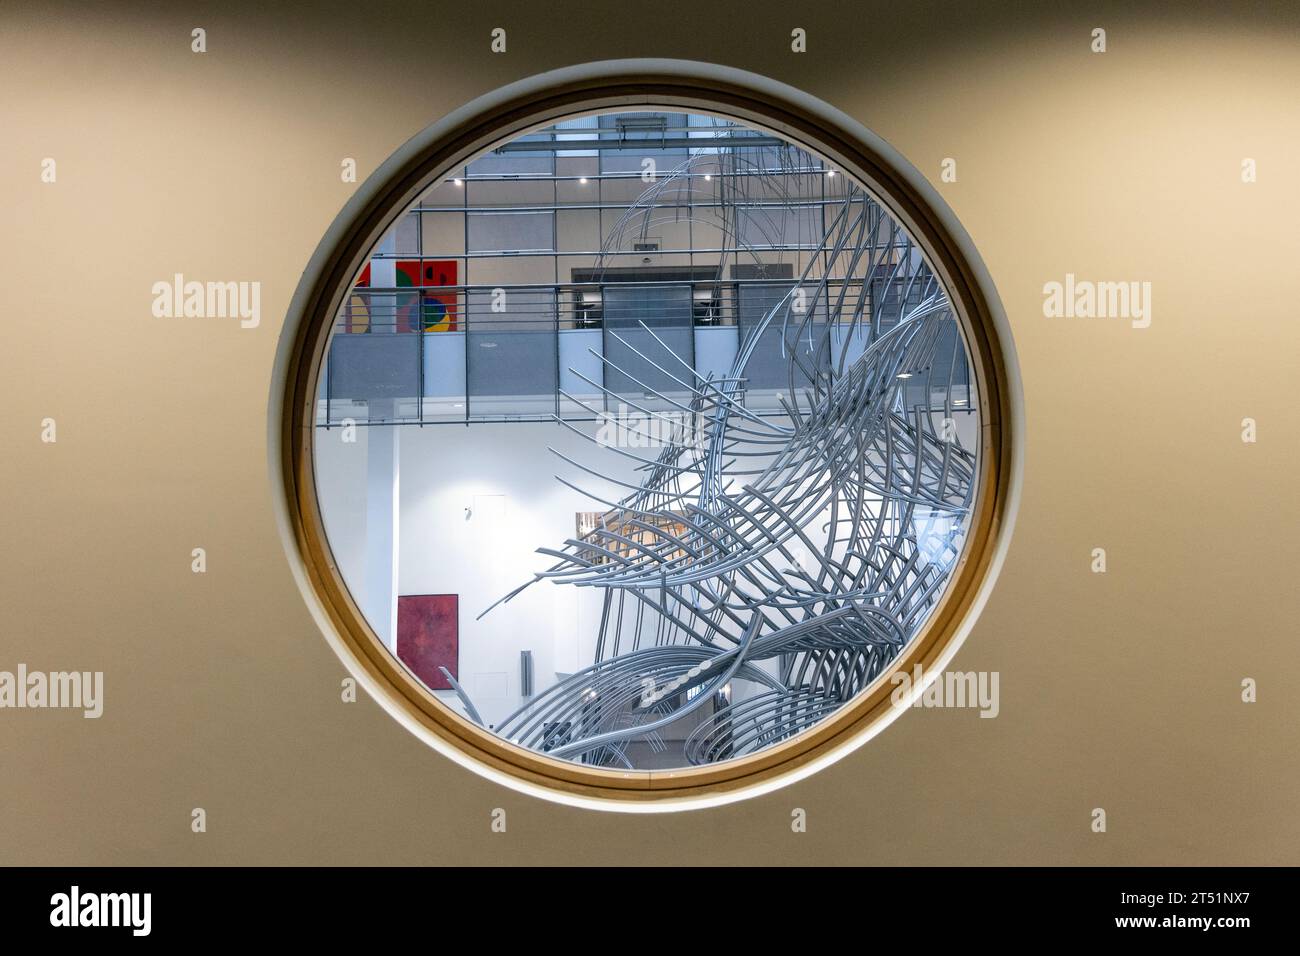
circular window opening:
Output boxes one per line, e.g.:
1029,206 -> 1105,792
277,63 -> 1018,810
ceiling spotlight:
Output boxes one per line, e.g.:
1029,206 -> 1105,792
826,170 -> 836,178
453,177 -> 463,186
704,173 -> 712,181
579,177 -> 588,185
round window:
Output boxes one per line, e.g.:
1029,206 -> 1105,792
274,62 -> 1018,810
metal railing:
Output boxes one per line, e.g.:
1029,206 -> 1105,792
316,278 -> 971,427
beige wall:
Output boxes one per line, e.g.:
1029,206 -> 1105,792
1,0 -> 1297,865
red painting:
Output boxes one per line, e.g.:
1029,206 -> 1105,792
396,594 -> 459,690
395,259 -> 458,333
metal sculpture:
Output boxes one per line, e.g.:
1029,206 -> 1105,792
461,132 -> 979,769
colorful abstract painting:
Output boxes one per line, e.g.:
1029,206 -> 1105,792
345,262 -> 372,333
396,594 -> 459,690
395,259 -> 458,333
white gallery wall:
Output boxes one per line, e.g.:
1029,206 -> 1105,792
316,419 -> 641,728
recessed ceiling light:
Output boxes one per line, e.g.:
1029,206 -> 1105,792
579,177 -> 588,184
704,174 -> 712,181
453,177 -> 463,186
826,170 -> 836,178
